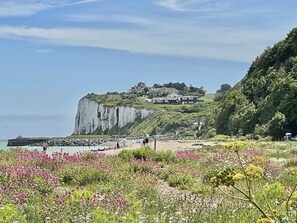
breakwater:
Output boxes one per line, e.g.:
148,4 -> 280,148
7,137 -> 104,147
7,137 -> 49,146
46,138 -> 103,147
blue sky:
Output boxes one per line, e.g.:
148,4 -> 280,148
1,0 -> 297,138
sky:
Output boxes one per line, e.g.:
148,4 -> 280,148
1,0 -> 297,139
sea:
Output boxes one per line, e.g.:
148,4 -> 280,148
0,139 -> 106,155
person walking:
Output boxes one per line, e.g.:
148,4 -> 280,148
42,141 -> 48,153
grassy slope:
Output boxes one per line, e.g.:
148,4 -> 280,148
84,93 -> 215,136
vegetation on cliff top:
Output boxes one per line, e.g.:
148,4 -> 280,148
83,83 -> 216,137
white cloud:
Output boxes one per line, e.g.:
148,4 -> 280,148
0,0 -> 98,17
154,0 -> 229,12
0,23 -> 290,62
0,1 -> 49,17
66,14 -> 153,26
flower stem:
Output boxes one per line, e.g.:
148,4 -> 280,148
217,186 -> 249,202
235,151 -> 252,198
286,183 -> 297,217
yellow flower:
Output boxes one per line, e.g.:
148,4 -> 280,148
256,218 -> 274,223
248,156 -> 268,166
210,177 -> 217,184
232,173 -> 245,182
288,167 -> 297,176
245,164 -> 264,179
224,141 -> 248,152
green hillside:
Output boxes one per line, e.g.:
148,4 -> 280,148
84,92 -> 216,137
216,28 -> 297,139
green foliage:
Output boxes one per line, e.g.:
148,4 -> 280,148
214,84 -> 232,102
1,141 -> 297,222
284,159 -> 297,167
152,150 -> 176,163
216,83 -> 232,93
118,149 -> 134,161
59,165 -> 109,186
217,28 -> 297,139
131,147 -> 154,160
207,134 -> 231,141
263,182 -> 285,202
91,208 -> 119,223
0,204 -> 25,223
84,86 -> 215,138
119,147 -> 176,165
206,145 -> 297,222
168,173 -> 196,189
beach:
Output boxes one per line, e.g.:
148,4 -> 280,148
99,139 -> 222,155
0,139 -> 221,155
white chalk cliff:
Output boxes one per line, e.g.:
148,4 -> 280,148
74,98 -> 153,134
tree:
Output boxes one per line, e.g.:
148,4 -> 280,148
216,84 -> 231,93
215,28 -> 297,138
214,84 -> 232,102
267,111 -> 286,139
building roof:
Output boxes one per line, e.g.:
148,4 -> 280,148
152,97 -> 178,101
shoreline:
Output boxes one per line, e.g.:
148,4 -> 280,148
1,138 -> 224,156
93,140 -> 223,156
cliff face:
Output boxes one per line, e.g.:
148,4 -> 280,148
73,98 -> 153,135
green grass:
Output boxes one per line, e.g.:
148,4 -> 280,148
84,92 -> 215,137
200,93 -> 216,102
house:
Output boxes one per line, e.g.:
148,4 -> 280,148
152,97 -> 179,104
178,96 -> 199,104
167,92 -> 180,98
152,95 -> 200,104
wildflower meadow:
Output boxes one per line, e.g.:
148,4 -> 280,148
0,141 -> 296,222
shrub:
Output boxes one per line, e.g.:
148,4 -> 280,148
208,134 -> 231,141
132,147 -> 154,160
118,150 -> 134,161
79,152 -> 96,161
91,208 -> 119,223
130,159 -> 160,174
59,165 -> 109,186
168,173 -> 196,189
152,150 -> 176,163
0,204 -> 25,223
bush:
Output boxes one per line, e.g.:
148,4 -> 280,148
118,150 -> 134,161
168,173 -> 196,189
91,208 -> 119,223
205,128 -> 217,139
76,167 -> 109,186
152,150 -> 176,163
208,134 -> 231,141
0,204 -> 25,223
59,165 -> 109,186
132,147 -> 154,160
